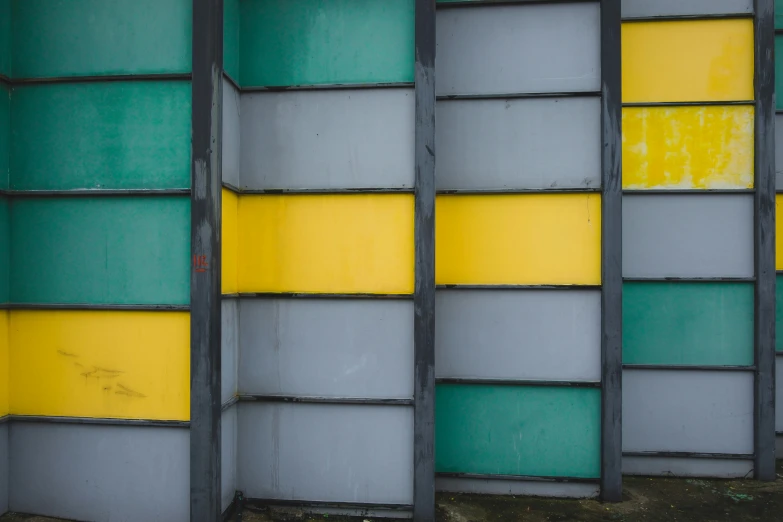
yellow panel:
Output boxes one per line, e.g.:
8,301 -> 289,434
436,194 -> 601,285
777,196 -> 783,271
239,194 -> 414,294
10,310 -> 189,421
0,312 -> 8,417
622,19 -> 754,103
222,188 -> 238,294
623,105 -> 754,189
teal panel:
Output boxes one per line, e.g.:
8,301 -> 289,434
11,197 -> 189,305
777,275 -> 783,352
777,0 -> 783,30
777,36 -> 783,110
11,0 -> 191,79
224,0 -> 240,82
435,384 -> 601,478
0,0 -> 9,78
0,196 -> 8,303
0,83 -> 8,189
623,282 -> 754,366
11,81 -> 191,191
240,0 -> 414,87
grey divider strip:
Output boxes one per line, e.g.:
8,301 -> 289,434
436,378 -> 600,388
621,0 -> 752,19
238,395 -> 413,406
601,0 -> 623,503
8,415 -> 189,428
754,0 -> 776,482
624,365 -> 755,372
623,451 -> 754,459
191,0 -> 223,519
414,0 -> 437,519
435,477 -> 599,498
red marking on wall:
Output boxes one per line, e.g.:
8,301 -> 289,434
193,255 -> 209,273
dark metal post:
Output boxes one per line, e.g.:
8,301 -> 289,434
191,0 -> 223,519
413,0 -> 436,520
754,0 -> 776,482
600,0 -> 623,503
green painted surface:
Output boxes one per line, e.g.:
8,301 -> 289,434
623,282 -> 754,366
0,0 -> 9,78
240,0 -> 414,87
0,83 -> 8,189
435,384 -> 601,478
776,275 -> 783,352
0,197 -> 8,303
777,36 -> 783,110
11,82 -> 191,191
11,197 -> 190,305
225,0 -> 240,82
777,0 -> 783,30
11,0 -> 191,78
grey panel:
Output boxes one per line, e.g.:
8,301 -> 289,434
240,89 -> 414,190
436,3 -> 600,95
222,298 -> 239,404
435,290 -> 601,381
222,78 -> 241,189
435,477 -> 598,498
9,423 -> 189,522
622,0 -> 752,18
776,114 -> 783,189
623,370 -> 754,454
237,402 -> 413,504
0,423 -> 7,514
777,435 -> 783,459
436,97 -> 601,190
623,457 -> 754,479
623,195 -> 754,278
222,406 -> 238,513
239,299 -> 413,398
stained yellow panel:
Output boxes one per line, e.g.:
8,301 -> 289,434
10,311 -> 189,421
623,105 -> 754,189
222,188 -> 238,294
436,194 -> 601,285
239,194 -> 414,294
622,19 -> 754,103
777,196 -> 783,271
0,312 -> 8,417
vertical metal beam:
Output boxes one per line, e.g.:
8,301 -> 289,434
413,0 -> 436,520
754,0 -> 776,482
191,0 -> 223,519
600,0 -> 623,503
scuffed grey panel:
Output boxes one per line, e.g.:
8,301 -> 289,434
623,457 -> 753,478
222,406 -> 238,513
0,423 -> 7,515
776,357 -> 783,432
777,436 -> 783,459
239,299 -> 413,398
776,114 -> 783,189
623,370 -> 754,454
237,402 -> 413,504
9,423 -> 189,522
435,477 -> 598,498
435,290 -> 601,381
622,0 -> 752,18
222,78 -> 241,189
623,195 -> 754,278
436,97 -> 600,190
222,298 -> 239,404
436,3 -> 600,95
241,89 -> 414,190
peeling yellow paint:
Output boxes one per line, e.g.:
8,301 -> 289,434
10,310 -> 189,421
222,188 -> 239,294
436,194 -> 601,286
0,311 -> 8,417
622,105 -> 754,190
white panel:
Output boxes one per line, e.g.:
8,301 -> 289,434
435,477 -> 598,498
222,406 -> 238,513
222,78 -> 241,189
222,298 -> 239,405
623,457 -> 754,478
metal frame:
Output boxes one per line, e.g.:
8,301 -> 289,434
437,378 -> 601,388
623,451 -> 754,460
237,395 -> 414,407
190,0 -> 223,519
753,0 -> 776,482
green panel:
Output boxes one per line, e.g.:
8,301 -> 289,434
0,0 -> 9,78
11,0 -> 191,78
623,282 -> 754,366
776,36 -> 783,110
435,384 -> 601,478
777,275 -> 783,352
240,0 -> 414,87
11,81 -> 191,191
11,197 -> 189,305
0,196 -> 8,303
225,0 -> 240,82
0,83 -> 8,189
777,0 -> 783,30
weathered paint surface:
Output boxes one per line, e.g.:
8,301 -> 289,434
436,3 -> 600,95
11,0 -> 191,78
223,0 -> 240,82
436,194 -> 601,286
9,310 -> 189,420
239,0 -> 414,87
238,194 -> 414,294
623,457 -> 753,478
776,275 -> 783,352
238,299 -> 413,398
622,106 -> 754,189
11,197 -> 190,305
623,282 -> 754,366
622,0 -> 752,18
11,82 -> 191,191
237,402 -> 414,504
0,311 -> 8,417
622,20 -> 754,103
436,97 -> 601,190
623,369 -> 754,454
435,290 -> 601,381
435,384 -> 601,478
222,189 -> 238,295
9,423 -> 189,521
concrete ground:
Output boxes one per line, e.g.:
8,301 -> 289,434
4,461 -> 783,521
